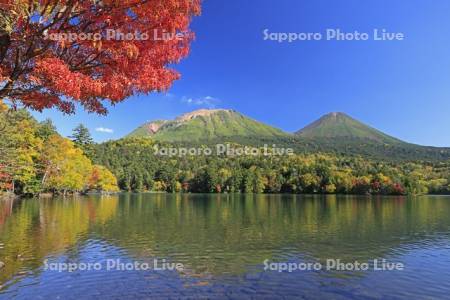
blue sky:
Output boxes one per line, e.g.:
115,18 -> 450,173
32,0 -> 450,146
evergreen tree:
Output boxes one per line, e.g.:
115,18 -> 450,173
70,124 -> 95,159
36,119 -> 57,141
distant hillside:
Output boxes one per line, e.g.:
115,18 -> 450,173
296,112 -> 402,144
123,109 -> 450,162
127,109 -> 288,141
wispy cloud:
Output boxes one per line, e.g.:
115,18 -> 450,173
181,96 -> 221,108
163,92 -> 175,99
95,127 -> 114,133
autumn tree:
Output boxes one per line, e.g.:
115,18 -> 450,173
0,0 -> 201,114
0,108 -> 42,193
88,165 -> 119,193
0,107 -> 118,195
40,135 -> 93,194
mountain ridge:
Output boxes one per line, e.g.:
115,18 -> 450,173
123,108 -> 450,161
127,108 -> 288,141
127,109 -> 406,144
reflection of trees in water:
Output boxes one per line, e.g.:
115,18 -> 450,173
0,196 -> 118,283
98,194 -> 450,276
0,194 -> 449,283
0,198 -> 13,229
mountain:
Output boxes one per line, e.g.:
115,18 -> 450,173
127,109 -> 288,141
295,112 -> 402,144
290,112 -> 450,161
124,109 -> 450,161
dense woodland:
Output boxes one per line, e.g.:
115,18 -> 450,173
94,137 -> 450,195
0,107 -> 118,196
175,136 -> 450,162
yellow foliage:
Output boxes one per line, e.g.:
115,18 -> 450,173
153,181 -> 166,191
89,165 -> 119,192
325,184 -> 336,194
41,135 -> 93,192
0,99 -> 8,112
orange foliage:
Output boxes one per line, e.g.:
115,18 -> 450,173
0,0 -> 201,114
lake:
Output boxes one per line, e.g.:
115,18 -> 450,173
0,194 -> 449,299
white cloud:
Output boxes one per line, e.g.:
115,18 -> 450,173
95,127 -> 114,133
181,96 -> 221,108
164,92 -> 175,98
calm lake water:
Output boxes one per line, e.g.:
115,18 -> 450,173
0,194 -> 449,299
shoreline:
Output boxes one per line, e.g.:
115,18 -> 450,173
0,192 -> 18,201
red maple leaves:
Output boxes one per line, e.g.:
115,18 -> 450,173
0,0 -> 201,114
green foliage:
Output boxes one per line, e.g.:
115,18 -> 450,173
93,138 -> 450,195
70,124 -> 95,159
173,136 -> 450,162
36,118 -> 57,141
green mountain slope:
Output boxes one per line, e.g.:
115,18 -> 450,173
127,109 -> 288,142
296,112 -> 402,144
124,110 -> 450,161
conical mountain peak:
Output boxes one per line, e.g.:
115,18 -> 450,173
296,112 -> 402,144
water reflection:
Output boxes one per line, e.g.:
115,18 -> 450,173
0,194 -> 449,298
0,195 -> 118,284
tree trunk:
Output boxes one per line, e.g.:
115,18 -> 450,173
0,32 -> 10,64
41,169 -> 49,187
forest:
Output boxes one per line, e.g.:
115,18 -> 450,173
94,137 -> 450,195
0,106 -> 118,196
